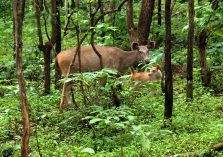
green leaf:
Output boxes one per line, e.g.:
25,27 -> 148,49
89,118 -> 103,124
132,125 -> 142,131
213,30 -> 223,38
101,68 -> 118,75
68,0 -> 72,6
81,116 -> 93,120
96,24 -> 104,28
160,129 -> 173,135
182,25 -> 189,32
115,123 -> 125,128
81,147 -> 95,154
104,119 -> 110,124
127,116 -> 135,122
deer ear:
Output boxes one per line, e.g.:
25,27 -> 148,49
132,42 -> 139,50
156,64 -> 161,70
147,41 -> 156,49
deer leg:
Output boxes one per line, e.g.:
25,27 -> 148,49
64,82 -> 73,106
99,78 -> 107,86
111,84 -> 122,107
59,81 -> 74,112
151,87 -> 157,96
70,87 -> 78,108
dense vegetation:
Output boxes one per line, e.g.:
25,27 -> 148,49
1,0 -> 223,156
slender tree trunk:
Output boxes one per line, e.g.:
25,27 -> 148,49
126,0 -> 137,44
164,0 -> 173,125
138,0 -> 155,45
33,0 -> 43,46
158,0 -> 161,26
43,47 -> 51,94
211,0 -> 220,10
100,1 -> 105,42
13,16 -> 16,59
186,0 -> 195,99
55,0 -> 61,89
109,0 -> 116,46
13,0 -> 30,156
197,30 -> 211,87
64,0 -> 68,25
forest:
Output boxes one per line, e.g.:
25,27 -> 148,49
0,0 -> 223,156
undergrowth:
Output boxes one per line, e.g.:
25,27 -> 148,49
0,74 -> 222,157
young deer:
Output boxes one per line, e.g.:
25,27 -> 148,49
130,65 -> 162,94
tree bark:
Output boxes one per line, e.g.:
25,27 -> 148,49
164,0 -> 173,124
33,0 -> 43,47
211,0 -> 220,10
197,30 -> 211,87
186,0 -> 195,99
138,0 -> 155,45
13,16 -> 16,59
109,0 -> 116,46
158,0 -> 161,26
13,0 -> 30,156
126,0 -> 138,44
100,0 -> 105,42
55,0 -> 61,89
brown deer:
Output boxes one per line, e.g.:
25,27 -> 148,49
130,64 -> 162,94
56,42 -> 155,108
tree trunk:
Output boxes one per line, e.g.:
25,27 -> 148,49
164,0 -> 173,125
186,0 -> 195,99
156,0 -> 163,46
43,47 -> 51,94
126,0 -> 137,44
158,0 -> 161,26
55,0 -> 61,89
197,30 -> 211,87
138,0 -> 155,45
13,16 -> 16,59
211,0 -> 220,10
13,0 -> 30,156
109,0 -> 116,46
100,1 -> 105,42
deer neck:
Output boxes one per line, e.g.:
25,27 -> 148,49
119,51 -> 139,72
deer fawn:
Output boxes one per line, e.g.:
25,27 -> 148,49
130,65 -> 162,95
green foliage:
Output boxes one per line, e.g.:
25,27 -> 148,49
0,0 -> 12,20
1,71 -> 223,156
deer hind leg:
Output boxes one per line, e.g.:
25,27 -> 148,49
64,82 -> 73,106
111,84 -> 122,108
151,87 -> 157,96
59,82 -> 73,112
99,78 -> 107,86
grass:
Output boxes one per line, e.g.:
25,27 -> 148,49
0,75 -> 223,156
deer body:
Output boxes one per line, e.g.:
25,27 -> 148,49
57,45 -> 149,76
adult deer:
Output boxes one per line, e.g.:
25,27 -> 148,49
56,42 -> 155,110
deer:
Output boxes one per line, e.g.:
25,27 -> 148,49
56,42 -> 155,110
130,64 -> 162,95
